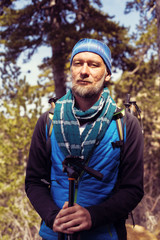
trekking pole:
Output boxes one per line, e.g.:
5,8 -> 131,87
124,94 -> 144,133
62,157 -> 80,240
67,177 -> 77,240
60,156 -> 103,240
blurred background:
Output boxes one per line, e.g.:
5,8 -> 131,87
0,0 -> 160,239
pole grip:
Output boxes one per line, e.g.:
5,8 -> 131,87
69,178 -> 75,207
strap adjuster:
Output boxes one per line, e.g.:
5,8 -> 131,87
112,141 -> 123,149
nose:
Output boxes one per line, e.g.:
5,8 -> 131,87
80,63 -> 90,77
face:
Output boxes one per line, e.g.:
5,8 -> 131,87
71,52 -> 110,99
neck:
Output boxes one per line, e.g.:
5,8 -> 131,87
74,93 -> 101,111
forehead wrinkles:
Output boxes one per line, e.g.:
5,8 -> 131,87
73,52 -> 105,65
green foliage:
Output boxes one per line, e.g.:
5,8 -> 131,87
115,0 -> 160,233
0,77 -> 47,239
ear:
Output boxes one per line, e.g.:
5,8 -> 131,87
104,73 -> 111,83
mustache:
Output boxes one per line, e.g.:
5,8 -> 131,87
77,79 -> 92,83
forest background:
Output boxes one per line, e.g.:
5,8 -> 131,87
0,0 -> 160,239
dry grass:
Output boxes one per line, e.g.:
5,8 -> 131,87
127,224 -> 158,240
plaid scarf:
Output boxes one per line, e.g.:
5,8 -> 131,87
53,88 -> 116,161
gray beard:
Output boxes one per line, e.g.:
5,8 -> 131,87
72,74 -> 106,99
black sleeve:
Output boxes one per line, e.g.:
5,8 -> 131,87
86,112 -> 144,228
25,112 -> 60,229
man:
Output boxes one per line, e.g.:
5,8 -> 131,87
25,38 -> 144,240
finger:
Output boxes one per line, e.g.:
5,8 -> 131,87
53,217 -> 75,234
53,206 -> 77,231
55,202 -> 70,220
67,205 -> 92,231
54,209 -> 76,226
54,204 -> 92,233
53,223 -> 74,234
62,201 -> 69,209
57,205 -> 77,219
55,210 -> 90,232
67,220 -> 91,232
56,204 -> 90,225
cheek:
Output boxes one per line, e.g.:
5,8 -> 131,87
93,73 -> 104,83
72,73 -> 77,83
71,69 -> 79,80
91,69 -> 106,81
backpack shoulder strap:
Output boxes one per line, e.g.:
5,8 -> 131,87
48,108 -> 54,137
46,97 -> 58,156
111,108 -> 125,150
47,97 -> 58,138
46,108 -> 54,157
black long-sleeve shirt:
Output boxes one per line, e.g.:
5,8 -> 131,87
25,110 -> 144,240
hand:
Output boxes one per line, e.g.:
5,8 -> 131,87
53,202 -> 92,234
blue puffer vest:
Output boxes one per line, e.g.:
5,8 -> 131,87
39,117 -> 126,240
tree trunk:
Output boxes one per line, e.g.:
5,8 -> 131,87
49,2 -> 67,98
156,0 -> 160,74
52,44 -> 66,98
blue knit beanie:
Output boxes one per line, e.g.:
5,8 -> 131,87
70,38 -> 112,74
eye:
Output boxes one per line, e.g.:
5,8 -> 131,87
89,62 -> 99,68
72,61 -> 82,66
